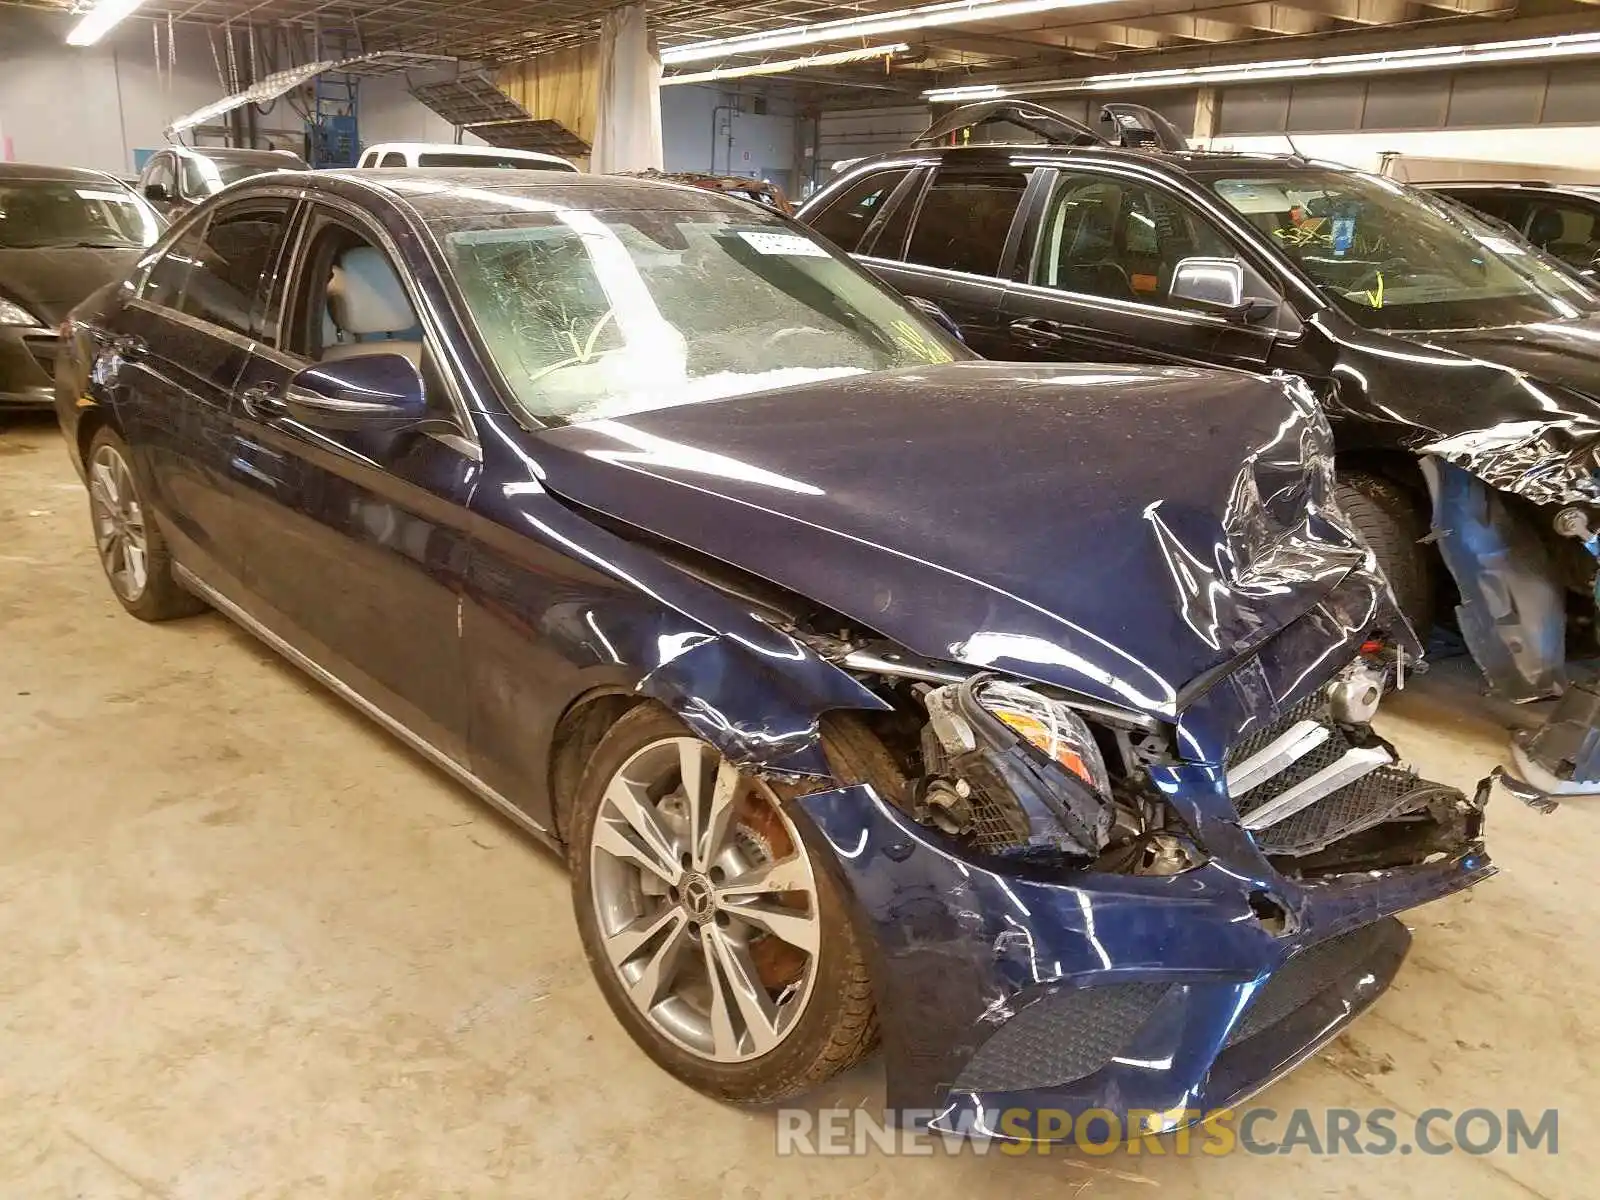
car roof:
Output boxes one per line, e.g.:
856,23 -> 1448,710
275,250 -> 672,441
171,145 -> 302,164
239,167 -> 777,221
0,162 -> 124,185
1420,180 -> 1600,198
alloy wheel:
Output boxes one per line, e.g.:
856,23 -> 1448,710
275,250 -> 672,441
88,444 -> 149,603
588,736 -> 821,1063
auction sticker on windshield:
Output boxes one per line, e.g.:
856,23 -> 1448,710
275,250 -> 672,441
737,230 -> 830,257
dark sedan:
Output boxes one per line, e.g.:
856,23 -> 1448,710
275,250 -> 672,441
57,168 -> 1494,1142
0,163 -> 161,407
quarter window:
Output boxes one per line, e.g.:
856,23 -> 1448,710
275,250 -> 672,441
807,169 -> 913,251
1035,172 -> 1234,306
904,168 -> 1029,276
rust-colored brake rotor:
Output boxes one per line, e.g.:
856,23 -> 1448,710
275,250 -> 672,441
736,788 -> 810,991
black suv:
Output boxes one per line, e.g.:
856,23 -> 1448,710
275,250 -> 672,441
797,101 -> 1600,797
1421,181 -> 1600,283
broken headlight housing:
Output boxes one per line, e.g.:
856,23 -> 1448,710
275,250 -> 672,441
974,679 -> 1112,799
918,674 -> 1116,859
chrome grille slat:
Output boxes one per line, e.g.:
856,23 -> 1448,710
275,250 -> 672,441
1226,720 -> 1331,798
1242,745 -> 1394,831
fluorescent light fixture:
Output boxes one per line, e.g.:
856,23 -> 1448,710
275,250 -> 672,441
65,0 -> 147,45
662,43 -> 910,85
924,30 -> 1600,99
661,0 -> 1104,65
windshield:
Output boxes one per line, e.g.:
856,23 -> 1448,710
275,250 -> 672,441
1209,170 -> 1597,331
442,207 -> 961,424
417,152 -> 570,170
0,179 -> 161,249
181,157 -> 281,196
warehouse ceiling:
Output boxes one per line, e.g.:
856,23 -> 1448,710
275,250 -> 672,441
5,0 -> 1600,90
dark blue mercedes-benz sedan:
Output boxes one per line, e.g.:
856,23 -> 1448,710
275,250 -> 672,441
54,167 -> 1495,1141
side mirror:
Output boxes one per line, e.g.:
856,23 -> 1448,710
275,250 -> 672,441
143,182 -> 169,204
285,353 -> 434,433
906,295 -> 966,343
1170,256 -> 1277,324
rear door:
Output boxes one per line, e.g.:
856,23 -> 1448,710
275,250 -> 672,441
227,198 -> 478,760
858,161 -> 1037,356
109,195 -> 297,595
998,165 -> 1282,370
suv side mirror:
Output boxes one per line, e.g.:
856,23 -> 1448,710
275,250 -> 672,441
286,353 -> 435,433
143,182 -> 170,204
1170,257 -> 1276,324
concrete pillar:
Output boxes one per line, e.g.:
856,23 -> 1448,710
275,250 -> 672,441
1193,86 -> 1217,148
591,4 -> 663,173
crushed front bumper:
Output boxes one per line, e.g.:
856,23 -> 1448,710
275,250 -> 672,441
796,779 -> 1490,1139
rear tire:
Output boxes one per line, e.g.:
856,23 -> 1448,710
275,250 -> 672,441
569,703 -> 876,1104
85,427 -> 205,622
1335,469 -> 1435,636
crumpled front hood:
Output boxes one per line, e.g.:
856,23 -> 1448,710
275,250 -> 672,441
529,363 -> 1385,719
0,247 -> 140,326
1401,318 -> 1600,413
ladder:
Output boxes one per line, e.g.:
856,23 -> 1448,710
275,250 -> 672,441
309,20 -> 361,168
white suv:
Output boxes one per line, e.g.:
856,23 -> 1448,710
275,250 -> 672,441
355,143 -> 577,172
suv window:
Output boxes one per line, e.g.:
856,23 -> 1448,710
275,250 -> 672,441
1441,189 -> 1529,226
378,152 -> 406,167
142,154 -> 175,198
1525,200 -> 1600,270
807,169 -> 913,251
904,168 -> 1029,276
1035,172 -> 1234,306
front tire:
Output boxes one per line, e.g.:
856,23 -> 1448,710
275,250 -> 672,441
569,703 -> 875,1104
85,427 -> 205,622
1336,469 -> 1435,636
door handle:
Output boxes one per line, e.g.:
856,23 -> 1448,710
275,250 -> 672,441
1009,318 -> 1066,348
112,334 -> 148,361
240,385 -> 286,420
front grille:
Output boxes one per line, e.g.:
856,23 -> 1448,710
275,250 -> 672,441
954,983 -> 1170,1092
1254,765 -> 1427,855
1224,691 -> 1431,857
1225,919 -> 1404,1048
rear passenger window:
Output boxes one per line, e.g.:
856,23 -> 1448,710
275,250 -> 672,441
182,202 -> 294,338
904,169 -> 1029,276
142,201 -> 294,338
378,152 -> 406,167
807,169 -> 913,251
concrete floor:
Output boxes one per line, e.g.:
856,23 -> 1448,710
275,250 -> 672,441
1,412 -> 1595,1199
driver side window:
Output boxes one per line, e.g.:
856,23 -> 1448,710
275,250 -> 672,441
1035,172 -> 1236,307
284,213 -> 453,416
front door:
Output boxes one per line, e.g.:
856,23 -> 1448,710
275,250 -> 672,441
998,167 -> 1282,371
228,202 -> 478,760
